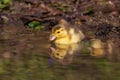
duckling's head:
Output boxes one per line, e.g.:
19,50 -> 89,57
50,25 -> 68,41
49,46 -> 67,60
49,45 -> 73,65
50,19 -> 69,42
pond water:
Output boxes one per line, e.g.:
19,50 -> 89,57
0,30 -> 120,80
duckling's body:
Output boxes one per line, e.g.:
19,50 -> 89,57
50,19 -> 85,44
89,39 -> 115,57
54,35 -> 70,44
89,39 -> 105,57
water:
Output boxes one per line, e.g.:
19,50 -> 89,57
0,30 -> 120,80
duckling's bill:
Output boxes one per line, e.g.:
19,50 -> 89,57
50,34 -> 56,41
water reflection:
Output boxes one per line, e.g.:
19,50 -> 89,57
1,29 -> 120,80
89,39 -> 120,61
49,39 -> 120,65
49,42 -> 84,65
88,39 -> 106,58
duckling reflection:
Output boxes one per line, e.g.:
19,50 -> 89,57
49,43 -> 83,65
88,39 -> 113,57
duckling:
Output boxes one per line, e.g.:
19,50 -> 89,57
88,38 -> 114,57
89,39 -> 105,57
50,19 -> 85,44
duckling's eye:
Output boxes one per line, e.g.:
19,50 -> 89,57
57,31 -> 60,33
56,53 -> 60,56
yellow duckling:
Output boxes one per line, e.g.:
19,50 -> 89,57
49,19 -> 85,44
88,39 -> 114,57
89,39 -> 105,57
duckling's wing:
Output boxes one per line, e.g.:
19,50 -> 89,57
69,28 -> 85,43
78,30 -> 85,40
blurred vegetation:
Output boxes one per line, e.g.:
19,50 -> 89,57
0,0 -> 12,9
49,3 -> 68,13
27,21 -> 45,31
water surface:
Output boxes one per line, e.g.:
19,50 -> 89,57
0,30 -> 120,80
